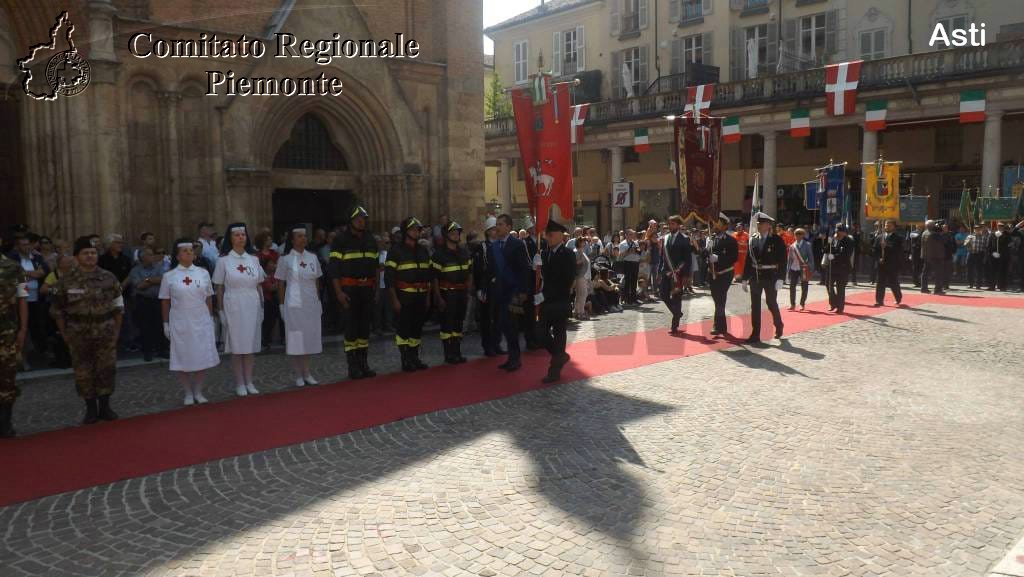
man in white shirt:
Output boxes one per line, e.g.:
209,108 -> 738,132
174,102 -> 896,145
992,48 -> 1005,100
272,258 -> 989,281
197,223 -> 219,269
618,229 -> 642,305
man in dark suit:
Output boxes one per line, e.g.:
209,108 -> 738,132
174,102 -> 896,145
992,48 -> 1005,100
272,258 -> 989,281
520,219 -> 541,351
825,223 -> 855,313
872,219 -> 904,306
659,215 -> 692,334
486,214 -> 532,372
537,219 -> 576,383
707,213 -> 739,336
742,213 -> 786,343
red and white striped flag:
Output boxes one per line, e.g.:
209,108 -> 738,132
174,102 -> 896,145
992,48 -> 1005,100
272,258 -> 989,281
684,83 -> 715,120
825,60 -> 862,116
571,103 -> 589,144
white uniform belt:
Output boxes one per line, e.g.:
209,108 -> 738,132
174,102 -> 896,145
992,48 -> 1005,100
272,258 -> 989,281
754,264 -> 776,270
715,265 -> 734,275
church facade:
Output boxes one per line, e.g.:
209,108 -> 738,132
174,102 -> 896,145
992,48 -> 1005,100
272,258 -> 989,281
0,0 -> 484,241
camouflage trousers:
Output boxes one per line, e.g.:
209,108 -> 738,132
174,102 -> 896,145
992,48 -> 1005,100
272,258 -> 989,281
0,333 -> 18,407
66,319 -> 117,399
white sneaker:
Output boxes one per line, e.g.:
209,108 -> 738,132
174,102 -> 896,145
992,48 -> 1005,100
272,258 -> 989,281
294,377 -> 305,388
184,393 -> 195,406
303,375 -> 319,386
245,383 -> 259,395
235,384 -> 248,397
194,392 -> 209,404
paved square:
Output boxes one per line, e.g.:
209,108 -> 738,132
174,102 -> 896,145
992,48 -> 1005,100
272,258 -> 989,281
2,285 -> 1024,577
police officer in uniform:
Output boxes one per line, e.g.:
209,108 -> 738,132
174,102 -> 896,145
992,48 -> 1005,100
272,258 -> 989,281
742,213 -> 785,343
386,217 -> 433,372
538,219 -> 575,383
826,224 -> 855,313
0,251 -> 28,438
51,236 -> 125,424
659,215 -> 692,334
707,213 -> 739,336
431,221 -> 473,364
329,206 -> 379,379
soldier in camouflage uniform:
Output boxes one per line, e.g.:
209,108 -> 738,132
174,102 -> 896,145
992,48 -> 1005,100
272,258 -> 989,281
51,236 -> 125,424
0,249 -> 29,438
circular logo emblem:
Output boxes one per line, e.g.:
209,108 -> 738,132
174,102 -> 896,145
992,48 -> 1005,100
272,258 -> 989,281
45,50 -> 90,97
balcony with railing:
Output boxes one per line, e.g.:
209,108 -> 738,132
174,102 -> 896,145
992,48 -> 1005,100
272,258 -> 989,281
484,39 -> 1024,139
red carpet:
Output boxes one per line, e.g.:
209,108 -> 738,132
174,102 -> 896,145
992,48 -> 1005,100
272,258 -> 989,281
2,291 -> 1021,506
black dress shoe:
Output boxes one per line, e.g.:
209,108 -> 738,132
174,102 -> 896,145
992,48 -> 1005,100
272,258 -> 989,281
542,370 -> 561,384
774,327 -> 784,339
502,361 -> 521,372
744,335 -> 760,344
709,329 -> 721,336
497,360 -> 512,370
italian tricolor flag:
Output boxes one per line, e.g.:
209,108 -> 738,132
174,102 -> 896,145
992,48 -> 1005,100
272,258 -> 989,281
790,108 -> 810,137
723,116 -> 741,143
959,90 -> 985,123
865,100 -> 887,131
633,127 -> 650,153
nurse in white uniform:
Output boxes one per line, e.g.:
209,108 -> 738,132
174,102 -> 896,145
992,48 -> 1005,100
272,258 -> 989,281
276,226 -> 323,387
160,239 -> 219,405
212,223 -> 265,397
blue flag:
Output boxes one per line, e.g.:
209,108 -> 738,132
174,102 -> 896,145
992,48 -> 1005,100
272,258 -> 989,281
816,164 -> 846,234
804,181 -> 818,210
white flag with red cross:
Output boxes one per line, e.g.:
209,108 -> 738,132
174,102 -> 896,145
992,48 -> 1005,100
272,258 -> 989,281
571,103 -> 589,144
684,83 -> 714,121
825,60 -> 862,116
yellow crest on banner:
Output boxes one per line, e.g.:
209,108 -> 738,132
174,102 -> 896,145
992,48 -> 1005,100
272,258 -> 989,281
864,161 -> 900,219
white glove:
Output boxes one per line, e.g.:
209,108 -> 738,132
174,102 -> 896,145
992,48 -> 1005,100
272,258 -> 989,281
279,304 -> 287,324
774,279 -> 783,293
218,310 -> 228,327
992,252 -> 1000,259
710,254 -> 719,263
534,293 -> 545,305
828,254 -> 835,261
476,289 -> 486,302
163,322 -> 170,339
741,280 -> 749,292
994,230 -> 1003,238
704,237 -> 713,250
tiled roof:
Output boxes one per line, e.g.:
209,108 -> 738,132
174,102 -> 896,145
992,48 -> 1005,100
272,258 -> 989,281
485,0 -> 602,34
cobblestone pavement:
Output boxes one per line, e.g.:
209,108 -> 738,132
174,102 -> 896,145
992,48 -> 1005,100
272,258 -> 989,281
3,284 -> 1024,577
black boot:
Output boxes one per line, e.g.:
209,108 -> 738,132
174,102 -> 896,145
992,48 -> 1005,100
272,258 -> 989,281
412,346 -> 429,370
400,346 -> 416,372
453,338 -> 467,363
443,340 -> 458,365
97,395 -> 118,421
347,351 -> 366,379
359,349 -> 377,378
83,398 -> 99,425
0,404 -> 15,438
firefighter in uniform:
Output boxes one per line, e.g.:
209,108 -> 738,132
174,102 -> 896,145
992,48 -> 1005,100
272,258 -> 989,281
431,221 -> 473,364
329,206 -> 380,379
386,217 -> 433,372
707,213 -> 739,336
51,236 -> 125,424
0,251 -> 28,438
742,213 -> 786,343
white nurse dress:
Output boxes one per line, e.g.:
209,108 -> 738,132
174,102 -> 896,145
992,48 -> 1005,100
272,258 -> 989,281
275,249 -> 323,355
159,265 -> 220,372
212,250 -> 265,355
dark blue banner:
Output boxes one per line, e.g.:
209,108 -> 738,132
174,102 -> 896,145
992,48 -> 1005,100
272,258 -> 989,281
815,164 -> 846,233
804,181 -> 818,210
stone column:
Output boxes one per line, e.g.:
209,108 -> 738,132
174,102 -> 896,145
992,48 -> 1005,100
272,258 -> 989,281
981,110 -> 1003,195
610,146 -> 624,232
760,131 -> 777,218
498,158 -> 512,214
158,91 -> 183,239
861,128 -> 878,230
86,0 -> 122,236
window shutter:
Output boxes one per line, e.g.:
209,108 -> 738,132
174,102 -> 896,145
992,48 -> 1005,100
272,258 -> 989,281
877,29 -> 886,58
825,10 -> 838,55
639,45 -> 649,88
768,23 -> 781,71
670,39 -> 681,74
552,31 -> 562,76
781,19 -> 794,64
576,26 -> 586,72
639,0 -> 649,30
610,0 -> 620,36
612,50 -> 622,98
729,27 -> 743,82
669,0 -> 679,22
702,31 -> 713,65
702,0 -> 713,16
